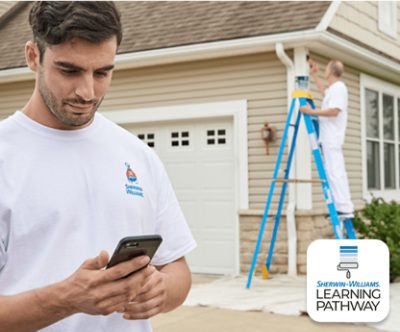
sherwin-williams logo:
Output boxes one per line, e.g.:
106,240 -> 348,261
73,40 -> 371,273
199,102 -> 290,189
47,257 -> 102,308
124,163 -> 144,197
307,240 -> 389,322
126,163 -> 137,183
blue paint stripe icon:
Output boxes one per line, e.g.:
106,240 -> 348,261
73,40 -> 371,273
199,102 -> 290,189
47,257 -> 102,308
338,245 -> 359,279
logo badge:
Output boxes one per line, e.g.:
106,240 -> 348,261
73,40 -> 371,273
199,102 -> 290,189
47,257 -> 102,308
126,163 -> 137,183
307,239 -> 389,322
124,163 -> 144,197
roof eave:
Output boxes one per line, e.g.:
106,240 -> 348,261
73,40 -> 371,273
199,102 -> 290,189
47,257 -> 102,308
316,31 -> 400,85
0,29 -> 399,85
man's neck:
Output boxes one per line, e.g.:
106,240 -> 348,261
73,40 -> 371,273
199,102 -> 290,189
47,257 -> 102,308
327,76 -> 340,87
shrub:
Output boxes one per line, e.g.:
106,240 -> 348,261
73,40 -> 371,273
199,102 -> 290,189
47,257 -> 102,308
353,198 -> 400,282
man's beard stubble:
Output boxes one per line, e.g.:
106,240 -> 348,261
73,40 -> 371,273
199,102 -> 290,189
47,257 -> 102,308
38,69 -> 102,129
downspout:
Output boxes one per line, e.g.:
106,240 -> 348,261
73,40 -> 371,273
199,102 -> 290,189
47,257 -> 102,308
275,43 -> 297,276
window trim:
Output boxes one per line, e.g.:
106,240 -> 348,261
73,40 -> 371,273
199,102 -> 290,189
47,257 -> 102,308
361,74 -> 400,202
378,1 -> 398,39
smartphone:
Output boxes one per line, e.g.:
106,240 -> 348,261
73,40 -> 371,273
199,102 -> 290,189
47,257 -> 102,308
106,235 -> 163,275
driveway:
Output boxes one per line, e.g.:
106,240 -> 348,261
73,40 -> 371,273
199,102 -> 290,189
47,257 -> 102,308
151,274 -> 399,332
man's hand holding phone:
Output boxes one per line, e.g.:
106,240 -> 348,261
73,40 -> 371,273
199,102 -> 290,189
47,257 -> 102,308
122,266 -> 168,320
48,235 -> 163,318
56,251 -> 152,317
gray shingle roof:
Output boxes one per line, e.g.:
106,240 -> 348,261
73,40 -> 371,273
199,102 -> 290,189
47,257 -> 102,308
0,1 -> 330,70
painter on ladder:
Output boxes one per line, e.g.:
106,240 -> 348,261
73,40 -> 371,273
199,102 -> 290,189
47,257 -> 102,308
299,57 -> 355,238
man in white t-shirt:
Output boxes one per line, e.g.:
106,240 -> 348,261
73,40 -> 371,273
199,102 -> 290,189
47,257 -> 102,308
300,58 -> 355,238
0,2 -> 196,331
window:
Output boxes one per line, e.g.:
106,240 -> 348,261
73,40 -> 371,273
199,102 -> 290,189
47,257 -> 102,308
378,1 -> 397,38
206,128 -> 227,146
137,133 -> 155,147
171,131 -> 190,147
398,98 -> 400,188
365,89 -> 380,189
362,76 -> 400,200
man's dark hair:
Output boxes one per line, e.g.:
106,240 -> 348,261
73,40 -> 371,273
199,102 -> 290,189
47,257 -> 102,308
29,1 -> 122,62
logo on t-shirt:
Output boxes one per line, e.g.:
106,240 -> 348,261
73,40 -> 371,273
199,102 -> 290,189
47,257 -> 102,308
126,163 -> 137,183
124,163 -> 144,197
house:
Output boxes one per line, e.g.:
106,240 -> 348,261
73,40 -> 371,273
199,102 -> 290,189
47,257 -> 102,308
0,1 -> 399,276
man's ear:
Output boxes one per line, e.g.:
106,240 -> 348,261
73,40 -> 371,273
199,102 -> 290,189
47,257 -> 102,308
25,41 -> 40,72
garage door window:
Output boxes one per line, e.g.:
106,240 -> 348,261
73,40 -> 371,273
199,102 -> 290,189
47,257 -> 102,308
137,133 -> 155,147
207,129 -> 227,146
171,131 -> 190,147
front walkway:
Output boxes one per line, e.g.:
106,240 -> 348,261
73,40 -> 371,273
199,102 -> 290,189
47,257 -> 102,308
152,274 -> 399,332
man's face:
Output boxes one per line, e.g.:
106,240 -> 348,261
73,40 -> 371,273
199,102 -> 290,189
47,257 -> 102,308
37,37 -> 117,129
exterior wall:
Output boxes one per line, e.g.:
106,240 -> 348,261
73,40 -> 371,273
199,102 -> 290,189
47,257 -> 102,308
240,212 -> 334,275
294,213 -> 334,274
330,1 -> 400,61
0,80 -> 33,118
102,52 -> 288,212
240,213 -> 288,275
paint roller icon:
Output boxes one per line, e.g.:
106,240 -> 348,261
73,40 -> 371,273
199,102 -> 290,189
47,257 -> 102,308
337,246 -> 359,279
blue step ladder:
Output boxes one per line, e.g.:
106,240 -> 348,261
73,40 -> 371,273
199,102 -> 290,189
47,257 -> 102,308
246,89 -> 356,289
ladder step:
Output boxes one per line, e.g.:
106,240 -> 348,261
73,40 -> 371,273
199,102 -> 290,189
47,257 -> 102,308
273,178 -> 325,184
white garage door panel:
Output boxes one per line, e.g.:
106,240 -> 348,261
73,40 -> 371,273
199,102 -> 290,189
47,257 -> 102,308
190,241 -> 235,273
127,118 -> 237,274
163,164 -> 195,188
201,202 -> 235,228
189,240 -> 235,274
178,201 -> 198,222
202,163 -> 234,188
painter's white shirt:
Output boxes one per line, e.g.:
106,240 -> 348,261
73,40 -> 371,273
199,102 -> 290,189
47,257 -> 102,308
319,80 -> 348,148
0,111 -> 196,332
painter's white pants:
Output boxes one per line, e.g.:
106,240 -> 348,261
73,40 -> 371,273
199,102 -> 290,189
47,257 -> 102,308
322,144 -> 354,214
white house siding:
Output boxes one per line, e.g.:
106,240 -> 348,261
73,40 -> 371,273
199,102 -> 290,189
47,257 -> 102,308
102,52 -> 288,212
330,1 -> 400,61
0,80 -> 34,119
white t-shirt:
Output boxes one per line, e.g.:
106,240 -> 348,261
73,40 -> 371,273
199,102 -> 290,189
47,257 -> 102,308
0,111 -> 196,332
319,80 -> 348,148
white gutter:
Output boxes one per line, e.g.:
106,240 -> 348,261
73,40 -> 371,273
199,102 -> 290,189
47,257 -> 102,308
1,29 -> 399,85
0,29 -> 316,83
275,43 -> 297,277
114,29 -> 317,70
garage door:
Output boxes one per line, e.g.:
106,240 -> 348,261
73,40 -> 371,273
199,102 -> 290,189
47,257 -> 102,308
124,118 -> 238,274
